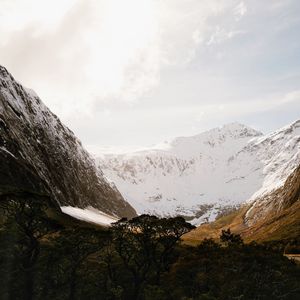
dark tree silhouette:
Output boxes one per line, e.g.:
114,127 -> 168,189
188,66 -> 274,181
220,228 -> 243,246
111,214 -> 195,299
51,227 -> 110,300
0,193 -> 60,300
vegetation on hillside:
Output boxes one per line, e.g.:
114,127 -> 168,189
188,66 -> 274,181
0,194 -> 299,299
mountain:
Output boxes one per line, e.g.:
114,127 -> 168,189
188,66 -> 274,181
0,65 -> 136,220
97,121 -> 300,225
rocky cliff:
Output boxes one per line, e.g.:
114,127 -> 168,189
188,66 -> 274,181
0,65 -> 136,219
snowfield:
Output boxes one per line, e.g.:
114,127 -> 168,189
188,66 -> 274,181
96,121 -> 300,225
61,206 -> 119,227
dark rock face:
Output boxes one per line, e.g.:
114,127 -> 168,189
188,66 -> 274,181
0,65 -> 136,219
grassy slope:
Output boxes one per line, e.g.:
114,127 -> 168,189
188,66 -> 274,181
183,206 -> 248,246
244,200 -> 300,242
183,202 -> 300,245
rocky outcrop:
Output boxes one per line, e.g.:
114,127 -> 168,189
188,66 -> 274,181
0,65 -> 136,219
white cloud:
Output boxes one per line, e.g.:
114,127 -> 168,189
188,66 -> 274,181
0,0 -> 77,39
280,90 -> 300,104
0,0 -> 248,117
1,0 -> 162,110
206,27 -> 245,45
1,0 -> 298,148
234,1 -> 247,20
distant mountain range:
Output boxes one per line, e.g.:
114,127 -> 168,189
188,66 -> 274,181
97,120 -> 300,225
0,65 -> 136,221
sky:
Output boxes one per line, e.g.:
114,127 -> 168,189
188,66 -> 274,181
0,0 -> 300,153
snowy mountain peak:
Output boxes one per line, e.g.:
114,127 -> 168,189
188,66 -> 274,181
97,121 -> 299,225
202,122 -> 263,141
171,122 -> 261,147
275,119 -> 300,135
0,65 -> 9,76
166,122 -> 262,159
220,122 -> 262,136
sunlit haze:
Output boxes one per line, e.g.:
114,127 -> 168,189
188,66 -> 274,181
1,0 -> 300,152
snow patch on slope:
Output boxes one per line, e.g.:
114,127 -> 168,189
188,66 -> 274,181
61,206 -> 118,227
248,120 -> 300,200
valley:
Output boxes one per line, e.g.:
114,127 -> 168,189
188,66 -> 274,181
0,64 -> 299,299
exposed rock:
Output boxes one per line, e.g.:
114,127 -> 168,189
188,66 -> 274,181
0,65 -> 136,219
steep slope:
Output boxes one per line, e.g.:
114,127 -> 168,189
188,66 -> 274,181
98,121 -> 299,224
232,120 -> 300,207
184,165 -> 300,244
0,65 -> 136,219
242,164 -> 300,241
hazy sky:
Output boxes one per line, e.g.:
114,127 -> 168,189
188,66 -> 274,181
1,0 -> 300,152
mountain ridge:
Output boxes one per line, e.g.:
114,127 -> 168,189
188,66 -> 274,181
97,119 -> 300,224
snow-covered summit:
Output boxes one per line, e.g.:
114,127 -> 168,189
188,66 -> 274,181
97,121 -> 299,225
172,122 -> 262,145
166,122 -> 262,158
102,122 -> 262,159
